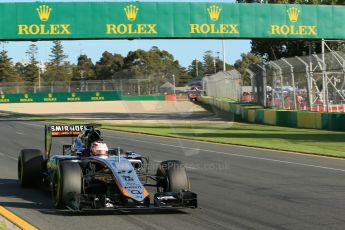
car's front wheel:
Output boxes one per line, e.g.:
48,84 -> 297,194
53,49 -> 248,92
156,160 -> 190,192
52,161 -> 82,209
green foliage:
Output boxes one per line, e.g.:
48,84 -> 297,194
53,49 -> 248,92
14,62 -> 25,78
203,50 -> 217,75
234,53 -> 262,85
2,44 -> 191,86
177,67 -> 192,86
122,46 -> 188,85
188,51 -> 233,79
23,43 -> 39,83
95,51 -> 124,80
73,54 -> 96,80
0,221 -> 7,230
44,40 -> 71,81
0,49 -> 17,82
49,40 -> 67,67
188,59 -> 205,79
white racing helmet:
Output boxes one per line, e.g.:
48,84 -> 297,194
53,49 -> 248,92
90,141 -> 109,158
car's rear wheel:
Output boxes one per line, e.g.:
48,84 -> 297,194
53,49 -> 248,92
52,161 -> 82,209
18,149 -> 44,188
156,160 -> 190,192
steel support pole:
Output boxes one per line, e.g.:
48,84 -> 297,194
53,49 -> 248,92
321,39 -> 329,112
270,62 -> 284,109
282,58 -> 297,110
295,56 -> 312,109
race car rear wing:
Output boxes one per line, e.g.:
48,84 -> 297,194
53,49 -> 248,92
45,124 -> 97,159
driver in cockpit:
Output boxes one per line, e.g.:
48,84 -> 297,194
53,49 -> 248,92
74,128 -> 108,158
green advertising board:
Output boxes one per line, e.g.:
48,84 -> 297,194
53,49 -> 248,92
0,2 -> 344,40
0,91 -> 122,103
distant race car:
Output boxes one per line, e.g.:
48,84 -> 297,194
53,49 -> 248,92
188,87 -> 202,101
17,124 -> 197,211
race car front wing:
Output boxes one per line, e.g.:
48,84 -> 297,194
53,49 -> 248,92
154,191 -> 197,208
68,191 -> 197,212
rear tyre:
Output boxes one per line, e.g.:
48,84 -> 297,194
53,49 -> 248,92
156,160 -> 190,192
52,161 -> 82,209
18,149 -> 44,188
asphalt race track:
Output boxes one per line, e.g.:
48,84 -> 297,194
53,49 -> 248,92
1,120 -> 345,230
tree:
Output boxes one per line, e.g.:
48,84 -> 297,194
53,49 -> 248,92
234,53 -> 262,85
72,54 -> 96,80
23,43 -> 39,83
44,40 -> 69,81
0,49 -> 17,82
203,50 -> 216,75
237,0 -> 345,61
123,47 -> 188,82
49,40 -> 68,67
188,59 -> 205,79
14,62 -> 25,79
94,51 -> 124,80
177,67 -> 192,86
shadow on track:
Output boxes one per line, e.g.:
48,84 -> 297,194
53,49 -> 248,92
0,178 -> 52,211
0,178 -> 188,216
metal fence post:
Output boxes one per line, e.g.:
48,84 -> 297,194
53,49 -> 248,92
282,58 -> 297,110
321,39 -> 329,112
295,56 -> 312,110
246,69 -> 255,102
270,62 -> 284,109
262,65 -> 267,107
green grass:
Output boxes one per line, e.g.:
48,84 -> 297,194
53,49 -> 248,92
0,221 -> 7,230
35,117 -> 345,158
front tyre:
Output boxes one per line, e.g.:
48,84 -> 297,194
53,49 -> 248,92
52,161 -> 82,209
18,149 -> 44,188
156,160 -> 190,193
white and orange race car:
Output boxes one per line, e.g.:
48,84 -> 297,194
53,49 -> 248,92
18,124 -> 197,211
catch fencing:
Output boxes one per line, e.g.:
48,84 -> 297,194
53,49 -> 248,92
0,79 -> 168,96
248,49 -> 345,112
202,70 -> 243,101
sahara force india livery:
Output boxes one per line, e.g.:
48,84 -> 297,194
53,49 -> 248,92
18,124 -> 197,211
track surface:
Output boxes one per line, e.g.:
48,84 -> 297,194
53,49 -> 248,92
1,120 -> 345,230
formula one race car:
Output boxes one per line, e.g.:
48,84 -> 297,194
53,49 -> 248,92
18,124 -> 197,211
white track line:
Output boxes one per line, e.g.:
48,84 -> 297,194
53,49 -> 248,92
0,152 -> 17,161
104,135 -> 345,173
17,122 -> 44,127
15,123 -> 345,172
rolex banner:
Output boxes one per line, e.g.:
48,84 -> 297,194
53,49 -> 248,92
0,91 -> 122,103
0,2 -> 344,40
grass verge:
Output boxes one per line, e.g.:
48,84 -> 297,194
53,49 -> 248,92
0,220 -> 7,230
31,117 -> 345,158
